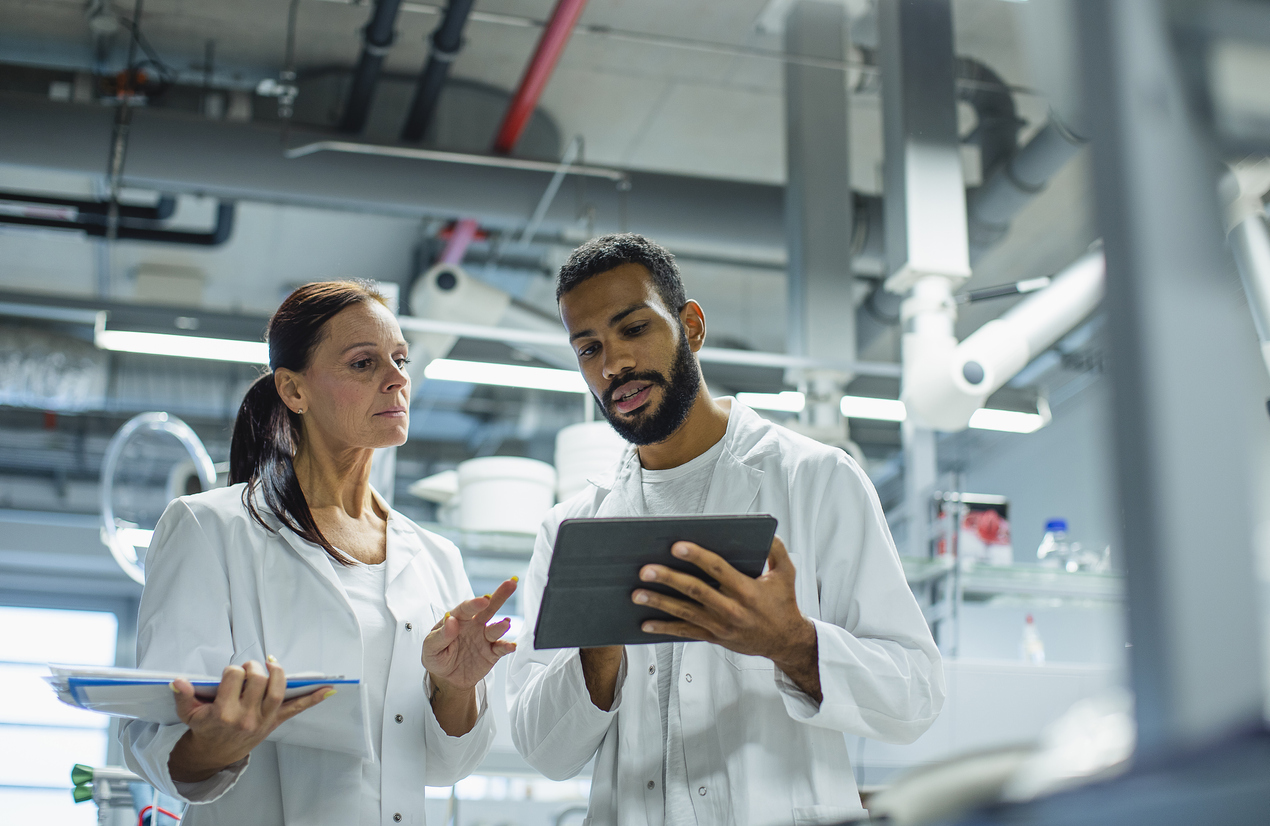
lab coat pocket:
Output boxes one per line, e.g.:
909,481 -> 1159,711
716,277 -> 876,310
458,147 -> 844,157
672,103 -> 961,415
792,804 -> 869,825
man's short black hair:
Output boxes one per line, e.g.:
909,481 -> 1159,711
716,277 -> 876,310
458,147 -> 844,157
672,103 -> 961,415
556,233 -> 687,313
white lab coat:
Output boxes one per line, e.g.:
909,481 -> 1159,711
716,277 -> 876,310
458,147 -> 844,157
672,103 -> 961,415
507,400 -> 945,826
120,484 -> 494,826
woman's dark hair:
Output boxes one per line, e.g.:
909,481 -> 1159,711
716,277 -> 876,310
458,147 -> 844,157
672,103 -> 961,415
230,279 -> 388,566
556,233 -> 686,312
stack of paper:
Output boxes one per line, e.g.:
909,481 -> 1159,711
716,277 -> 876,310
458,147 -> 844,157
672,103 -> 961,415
46,665 -> 369,757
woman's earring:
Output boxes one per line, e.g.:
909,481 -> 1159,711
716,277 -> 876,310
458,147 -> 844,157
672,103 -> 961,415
296,408 -> 304,414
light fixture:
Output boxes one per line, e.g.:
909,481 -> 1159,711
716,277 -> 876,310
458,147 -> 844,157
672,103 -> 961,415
840,395 -> 908,422
423,358 -> 588,393
839,394 -> 1049,433
736,391 -> 805,413
967,407 -> 1048,434
94,319 -> 268,365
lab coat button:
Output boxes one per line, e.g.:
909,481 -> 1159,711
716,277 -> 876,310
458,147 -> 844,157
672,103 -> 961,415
395,714 -> 404,723
647,780 -> 655,790
685,673 -> 692,682
393,815 -> 402,822
405,622 -> 413,630
698,787 -> 707,796
648,665 -> 655,675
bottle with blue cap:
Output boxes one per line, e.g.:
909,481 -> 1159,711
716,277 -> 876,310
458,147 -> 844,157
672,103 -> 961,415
1036,518 -> 1071,568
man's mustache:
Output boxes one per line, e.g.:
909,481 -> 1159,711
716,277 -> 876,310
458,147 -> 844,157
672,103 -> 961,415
602,371 -> 669,408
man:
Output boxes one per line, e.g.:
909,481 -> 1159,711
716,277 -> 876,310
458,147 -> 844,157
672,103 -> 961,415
507,234 -> 944,825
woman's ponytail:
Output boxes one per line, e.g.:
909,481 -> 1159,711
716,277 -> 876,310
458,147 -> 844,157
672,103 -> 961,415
228,280 -> 386,566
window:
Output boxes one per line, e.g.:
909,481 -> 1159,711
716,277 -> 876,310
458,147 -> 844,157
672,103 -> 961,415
0,606 -> 119,824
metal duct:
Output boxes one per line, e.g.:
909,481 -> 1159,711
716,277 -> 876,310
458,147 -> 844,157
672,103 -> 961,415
0,94 -> 787,264
0,200 -> 236,246
0,190 -> 175,222
955,56 -> 1023,178
966,115 -> 1088,252
338,0 -> 405,134
401,0 -> 477,143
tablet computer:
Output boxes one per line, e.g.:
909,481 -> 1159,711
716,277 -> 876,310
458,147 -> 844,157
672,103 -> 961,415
533,514 -> 778,649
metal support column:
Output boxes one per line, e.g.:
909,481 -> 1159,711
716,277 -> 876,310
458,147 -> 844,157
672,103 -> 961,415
879,0 -> 969,549
784,1 -> 855,391
1077,0 -> 1266,752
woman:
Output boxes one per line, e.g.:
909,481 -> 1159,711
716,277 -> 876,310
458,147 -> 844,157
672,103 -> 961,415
121,280 -> 517,826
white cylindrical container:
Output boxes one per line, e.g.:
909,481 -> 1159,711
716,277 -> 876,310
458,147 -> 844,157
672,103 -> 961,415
554,421 -> 628,501
456,457 -> 557,534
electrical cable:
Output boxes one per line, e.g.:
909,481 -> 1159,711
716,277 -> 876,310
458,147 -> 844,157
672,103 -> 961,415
137,804 -> 182,825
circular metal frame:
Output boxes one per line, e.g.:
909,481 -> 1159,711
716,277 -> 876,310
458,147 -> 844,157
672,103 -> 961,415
99,412 -> 216,584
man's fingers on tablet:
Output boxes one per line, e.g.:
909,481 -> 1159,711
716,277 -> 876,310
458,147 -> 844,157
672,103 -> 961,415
672,542 -> 752,593
639,565 -> 731,613
640,619 -> 713,642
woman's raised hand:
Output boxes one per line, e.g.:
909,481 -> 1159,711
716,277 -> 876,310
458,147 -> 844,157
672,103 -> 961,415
167,659 -> 333,783
422,577 -> 519,696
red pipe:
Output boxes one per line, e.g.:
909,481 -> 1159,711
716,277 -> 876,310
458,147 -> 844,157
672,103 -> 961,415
439,217 -> 480,264
492,0 -> 589,155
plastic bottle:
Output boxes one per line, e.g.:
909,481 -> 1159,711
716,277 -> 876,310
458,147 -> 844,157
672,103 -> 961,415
1036,519 -> 1071,567
1022,614 -> 1046,664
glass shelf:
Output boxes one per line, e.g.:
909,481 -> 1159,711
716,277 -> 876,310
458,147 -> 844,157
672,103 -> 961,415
899,556 -> 1124,602
418,522 -> 537,559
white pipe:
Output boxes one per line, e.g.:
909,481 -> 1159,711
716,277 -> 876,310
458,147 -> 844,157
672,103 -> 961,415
1222,160 -> 1270,378
902,250 -> 1105,431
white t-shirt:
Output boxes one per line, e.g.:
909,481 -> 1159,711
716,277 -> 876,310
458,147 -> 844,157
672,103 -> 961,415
639,438 -> 725,825
331,558 -> 396,826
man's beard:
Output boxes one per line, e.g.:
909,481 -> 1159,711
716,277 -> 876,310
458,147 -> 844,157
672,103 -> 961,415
598,328 -> 701,446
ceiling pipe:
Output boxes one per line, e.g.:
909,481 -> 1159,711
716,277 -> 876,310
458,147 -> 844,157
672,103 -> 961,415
966,113 -> 1088,253
492,0 -> 588,155
901,249 -> 1104,431
400,0 -> 477,142
338,0 -> 405,134
1221,160 -> 1270,379
857,109 -> 1089,354
0,190 -> 176,222
0,201 -> 236,246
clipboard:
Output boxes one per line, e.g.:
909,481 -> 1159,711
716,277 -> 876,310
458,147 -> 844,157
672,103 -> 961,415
533,514 -> 777,649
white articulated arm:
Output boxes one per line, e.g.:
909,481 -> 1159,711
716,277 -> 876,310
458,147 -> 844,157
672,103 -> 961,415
1222,160 -> 1270,378
902,250 -> 1106,431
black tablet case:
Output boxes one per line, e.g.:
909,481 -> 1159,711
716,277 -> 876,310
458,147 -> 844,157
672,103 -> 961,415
533,514 -> 778,649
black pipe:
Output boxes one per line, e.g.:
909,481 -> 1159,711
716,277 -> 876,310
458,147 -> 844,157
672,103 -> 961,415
400,0 -> 477,143
954,57 -> 1022,179
0,201 -> 235,246
338,0 -> 405,134
0,190 -> 176,222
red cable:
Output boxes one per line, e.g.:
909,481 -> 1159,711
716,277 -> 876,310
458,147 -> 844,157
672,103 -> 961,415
137,804 -> 182,825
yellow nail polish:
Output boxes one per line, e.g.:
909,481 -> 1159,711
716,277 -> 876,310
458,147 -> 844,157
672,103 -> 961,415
483,594 -> 491,599
266,654 -> 278,664
169,681 -> 180,693
511,576 -> 519,583
323,689 -> 338,699
444,611 -> 451,620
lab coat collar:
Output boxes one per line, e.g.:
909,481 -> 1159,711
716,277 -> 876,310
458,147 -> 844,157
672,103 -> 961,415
251,484 -> 427,609
590,398 -> 775,516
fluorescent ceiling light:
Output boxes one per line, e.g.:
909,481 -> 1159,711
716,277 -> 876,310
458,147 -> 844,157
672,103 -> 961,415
424,358 -> 588,394
95,328 -> 268,364
736,391 -> 805,413
840,395 -> 907,422
968,407 -> 1047,433
839,395 -> 1048,433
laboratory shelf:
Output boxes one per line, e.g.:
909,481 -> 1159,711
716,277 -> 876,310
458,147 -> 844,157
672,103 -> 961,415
419,522 -> 536,559
899,556 -> 1124,602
